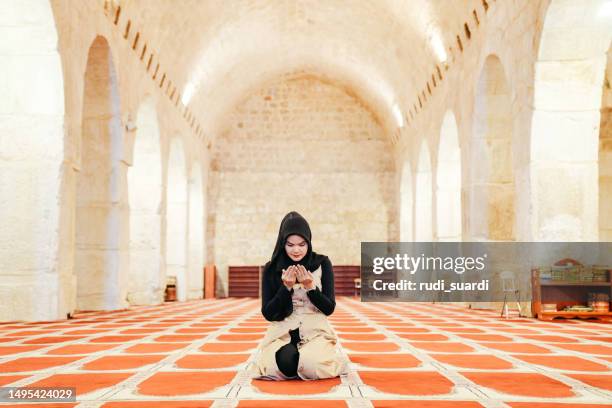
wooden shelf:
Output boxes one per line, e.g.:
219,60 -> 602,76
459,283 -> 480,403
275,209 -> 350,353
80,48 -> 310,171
538,310 -> 612,321
532,266 -> 611,321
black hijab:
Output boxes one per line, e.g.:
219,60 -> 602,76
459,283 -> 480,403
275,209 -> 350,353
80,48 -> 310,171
265,211 -> 326,276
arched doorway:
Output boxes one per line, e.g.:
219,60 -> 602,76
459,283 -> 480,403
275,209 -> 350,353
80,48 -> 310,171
188,162 -> 204,299
415,142 -> 433,241
436,111 -> 462,241
470,55 -> 515,241
399,161 -> 414,241
127,98 -> 163,305
75,36 -> 126,311
166,138 -> 188,301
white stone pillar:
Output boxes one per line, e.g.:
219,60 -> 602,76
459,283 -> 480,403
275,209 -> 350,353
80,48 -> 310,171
0,0 -> 65,321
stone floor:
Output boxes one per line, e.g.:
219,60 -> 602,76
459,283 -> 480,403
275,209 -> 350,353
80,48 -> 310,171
0,298 -> 611,407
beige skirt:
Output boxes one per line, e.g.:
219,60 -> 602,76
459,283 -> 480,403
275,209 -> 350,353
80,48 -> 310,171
250,310 -> 347,380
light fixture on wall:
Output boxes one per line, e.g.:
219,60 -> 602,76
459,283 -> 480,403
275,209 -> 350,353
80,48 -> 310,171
393,103 -> 404,128
182,82 -> 196,106
430,30 -> 448,63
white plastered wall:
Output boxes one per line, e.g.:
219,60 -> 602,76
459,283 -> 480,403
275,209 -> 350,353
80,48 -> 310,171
530,0 -> 612,241
393,1 -> 548,314
0,0 -> 211,320
395,0 -> 545,245
0,0 -> 65,321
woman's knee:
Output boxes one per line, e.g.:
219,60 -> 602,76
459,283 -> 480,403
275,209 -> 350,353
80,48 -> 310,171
297,342 -> 341,379
275,343 -> 299,377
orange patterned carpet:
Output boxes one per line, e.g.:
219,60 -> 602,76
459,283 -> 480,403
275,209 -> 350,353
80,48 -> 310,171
0,297 -> 611,407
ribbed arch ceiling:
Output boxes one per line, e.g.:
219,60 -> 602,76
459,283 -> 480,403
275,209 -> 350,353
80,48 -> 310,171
121,0 -> 475,138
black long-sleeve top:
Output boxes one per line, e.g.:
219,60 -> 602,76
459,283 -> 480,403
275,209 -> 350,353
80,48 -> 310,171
261,257 -> 336,321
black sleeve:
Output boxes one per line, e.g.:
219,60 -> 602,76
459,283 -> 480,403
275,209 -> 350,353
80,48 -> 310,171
261,266 -> 294,321
306,257 -> 336,316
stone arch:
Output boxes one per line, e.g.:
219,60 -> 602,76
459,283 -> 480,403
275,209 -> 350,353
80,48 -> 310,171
166,137 -> 188,301
127,97 -> 163,305
75,36 -> 126,311
188,161 -> 205,299
470,54 -> 515,241
399,161 -> 414,242
531,0 -> 612,240
0,0 -> 65,320
415,142 -> 433,241
436,111 -> 462,241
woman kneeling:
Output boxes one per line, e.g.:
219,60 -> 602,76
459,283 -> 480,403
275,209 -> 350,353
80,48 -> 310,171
251,211 -> 346,380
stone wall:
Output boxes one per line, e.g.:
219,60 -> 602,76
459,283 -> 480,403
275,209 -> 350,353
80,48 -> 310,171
209,74 -> 395,296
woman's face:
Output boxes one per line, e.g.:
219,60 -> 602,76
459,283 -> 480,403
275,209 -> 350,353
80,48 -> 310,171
285,234 -> 308,262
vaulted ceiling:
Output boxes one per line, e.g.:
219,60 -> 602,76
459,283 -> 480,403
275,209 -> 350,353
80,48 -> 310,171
120,0 -> 478,136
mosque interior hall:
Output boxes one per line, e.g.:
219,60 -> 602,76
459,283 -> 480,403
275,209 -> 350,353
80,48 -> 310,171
1,0 -> 612,406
